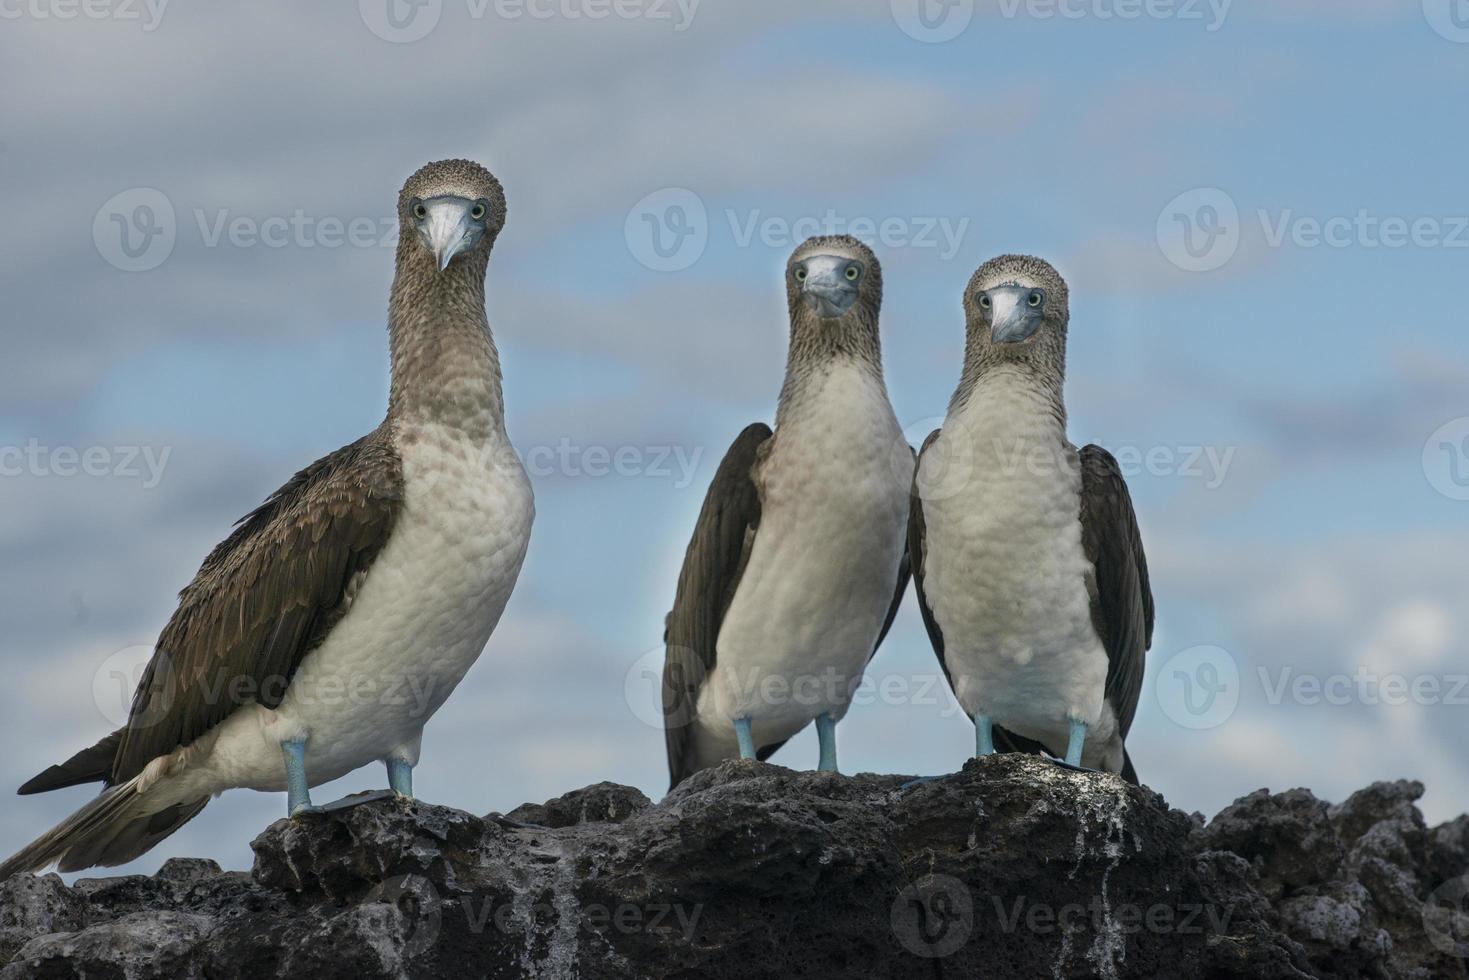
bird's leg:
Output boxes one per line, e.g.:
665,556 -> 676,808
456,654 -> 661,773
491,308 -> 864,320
281,740 -> 318,817
900,712 -> 995,791
816,713 -> 838,773
734,717 -> 756,760
1064,719 -> 1088,767
974,714 -> 995,757
386,759 -> 414,798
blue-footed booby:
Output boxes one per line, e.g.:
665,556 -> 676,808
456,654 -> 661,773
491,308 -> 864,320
662,235 -> 912,789
909,255 -> 1152,783
0,159 -> 535,879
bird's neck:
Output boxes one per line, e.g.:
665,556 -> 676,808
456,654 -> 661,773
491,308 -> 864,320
775,310 -> 884,425
386,255 -> 506,445
951,331 -> 1067,432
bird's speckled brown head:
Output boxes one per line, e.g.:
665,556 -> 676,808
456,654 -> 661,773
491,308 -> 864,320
776,235 -> 888,416
782,235 -> 885,365
963,254 -> 1070,341
395,159 -> 507,274
785,235 -> 883,323
952,254 -> 1072,410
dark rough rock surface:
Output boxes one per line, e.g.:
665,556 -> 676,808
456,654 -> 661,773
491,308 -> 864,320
2,756 -> 1468,979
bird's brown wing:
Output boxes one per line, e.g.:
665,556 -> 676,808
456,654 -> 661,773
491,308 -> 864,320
663,424 -> 770,789
1078,445 -> 1153,775
23,432 -> 405,794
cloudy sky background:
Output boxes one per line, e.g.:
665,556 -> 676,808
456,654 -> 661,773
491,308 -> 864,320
2,0 -> 1467,876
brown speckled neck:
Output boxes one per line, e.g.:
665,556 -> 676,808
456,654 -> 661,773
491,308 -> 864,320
951,326 -> 1067,428
775,303 -> 886,427
386,240 -> 504,445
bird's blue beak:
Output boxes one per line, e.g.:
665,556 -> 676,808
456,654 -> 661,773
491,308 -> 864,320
419,198 -> 476,272
988,285 -> 1044,345
799,255 -> 861,318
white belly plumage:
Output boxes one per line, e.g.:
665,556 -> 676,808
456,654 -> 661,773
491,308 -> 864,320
695,365 -> 911,759
188,423 -> 534,795
920,375 -> 1114,761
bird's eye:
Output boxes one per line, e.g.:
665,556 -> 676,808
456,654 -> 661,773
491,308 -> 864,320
794,267 -> 807,282
471,201 -> 487,221
413,201 -> 427,220
978,293 -> 991,309
845,265 -> 860,282
1028,291 -> 1043,308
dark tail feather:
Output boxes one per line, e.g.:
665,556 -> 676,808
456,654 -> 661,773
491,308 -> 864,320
1120,748 -> 1139,786
0,778 -> 207,882
996,724 -> 1140,785
18,730 -> 124,796
993,725 -> 1049,757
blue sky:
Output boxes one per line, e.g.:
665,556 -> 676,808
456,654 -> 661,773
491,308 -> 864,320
2,0 -> 1467,876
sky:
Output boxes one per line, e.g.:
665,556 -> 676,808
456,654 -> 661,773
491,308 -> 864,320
1,0 -> 1467,878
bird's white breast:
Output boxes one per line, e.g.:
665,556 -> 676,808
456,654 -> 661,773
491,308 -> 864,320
700,362 -> 911,751
920,371 -> 1109,753
201,421 -> 535,792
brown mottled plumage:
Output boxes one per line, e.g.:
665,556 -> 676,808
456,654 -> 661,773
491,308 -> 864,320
2,159 -> 515,879
908,255 -> 1152,783
663,236 -> 911,789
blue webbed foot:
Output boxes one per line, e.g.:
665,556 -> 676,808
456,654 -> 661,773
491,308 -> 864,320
1052,719 -> 1099,773
898,775 -> 946,792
